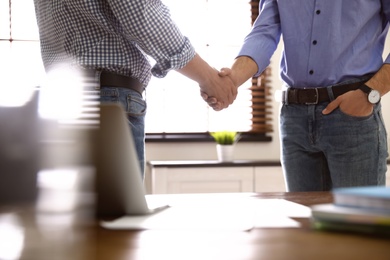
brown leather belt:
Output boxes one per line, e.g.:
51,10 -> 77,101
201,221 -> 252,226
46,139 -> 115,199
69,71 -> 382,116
281,81 -> 365,105
83,70 -> 144,94
99,71 -> 144,94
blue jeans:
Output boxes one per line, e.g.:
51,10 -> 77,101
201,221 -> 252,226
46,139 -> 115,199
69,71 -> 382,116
99,86 -> 146,179
280,95 -> 388,192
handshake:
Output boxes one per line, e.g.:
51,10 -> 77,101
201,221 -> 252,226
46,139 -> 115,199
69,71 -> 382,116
199,67 -> 238,111
181,54 -> 256,111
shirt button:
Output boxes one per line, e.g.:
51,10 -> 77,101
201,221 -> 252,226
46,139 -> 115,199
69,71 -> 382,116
312,40 -> 317,45
316,10 -> 321,15
309,70 -> 314,75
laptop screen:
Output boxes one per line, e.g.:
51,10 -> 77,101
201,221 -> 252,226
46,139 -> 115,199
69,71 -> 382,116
93,103 -> 153,217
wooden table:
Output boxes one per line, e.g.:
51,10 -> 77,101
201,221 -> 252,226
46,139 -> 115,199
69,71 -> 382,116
1,191 -> 389,260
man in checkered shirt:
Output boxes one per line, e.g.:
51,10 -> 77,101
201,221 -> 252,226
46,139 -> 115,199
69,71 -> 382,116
33,0 -> 236,177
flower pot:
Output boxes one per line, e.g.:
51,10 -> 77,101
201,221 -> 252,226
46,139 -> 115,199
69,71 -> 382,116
216,144 -> 235,162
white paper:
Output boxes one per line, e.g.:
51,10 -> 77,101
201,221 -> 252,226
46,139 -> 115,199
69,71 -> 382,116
101,198 -> 311,231
251,199 -> 311,228
101,204 -> 255,231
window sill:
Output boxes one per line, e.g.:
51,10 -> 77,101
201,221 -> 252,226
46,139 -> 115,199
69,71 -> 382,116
145,133 -> 272,143
147,160 -> 280,168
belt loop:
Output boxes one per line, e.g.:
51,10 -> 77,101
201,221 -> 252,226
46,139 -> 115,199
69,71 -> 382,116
81,68 -> 101,91
283,88 -> 289,105
95,70 -> 102,90
326,86 -> 335,101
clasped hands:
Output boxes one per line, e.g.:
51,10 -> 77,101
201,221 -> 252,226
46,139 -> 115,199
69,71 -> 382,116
200,68 -> 237,111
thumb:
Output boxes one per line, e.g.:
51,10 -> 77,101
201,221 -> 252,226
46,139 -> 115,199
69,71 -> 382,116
322,99 -> 340,115
219,67 -> 232,77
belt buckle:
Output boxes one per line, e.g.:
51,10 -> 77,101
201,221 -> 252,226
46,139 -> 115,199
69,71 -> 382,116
305,88 -> 319,105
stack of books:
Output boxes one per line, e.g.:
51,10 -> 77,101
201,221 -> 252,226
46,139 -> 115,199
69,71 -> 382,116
311,186 -> 390,236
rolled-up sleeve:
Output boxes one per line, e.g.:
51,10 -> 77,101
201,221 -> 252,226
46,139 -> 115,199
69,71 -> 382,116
150,36 -> 195,78
108,0 -> 195,78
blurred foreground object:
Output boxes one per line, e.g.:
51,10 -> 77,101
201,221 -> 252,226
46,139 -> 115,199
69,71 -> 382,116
0,91 -> 41,205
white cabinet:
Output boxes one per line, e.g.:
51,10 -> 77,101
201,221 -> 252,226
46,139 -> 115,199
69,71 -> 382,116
151,166 -> 254,194
146,161 -> 390,194
254,166 -> 286,192
147,161 -> 285,194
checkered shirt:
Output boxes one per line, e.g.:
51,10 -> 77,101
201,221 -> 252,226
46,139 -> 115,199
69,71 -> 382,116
33,0 -> 196,87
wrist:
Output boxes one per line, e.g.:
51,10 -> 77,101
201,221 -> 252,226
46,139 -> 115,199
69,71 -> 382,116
358,84 -> 381,104
364,63 -> 390,96
225,70 -> 239,88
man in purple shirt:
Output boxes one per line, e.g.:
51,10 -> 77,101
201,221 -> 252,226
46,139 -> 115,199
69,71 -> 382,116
217,0 -> 390,191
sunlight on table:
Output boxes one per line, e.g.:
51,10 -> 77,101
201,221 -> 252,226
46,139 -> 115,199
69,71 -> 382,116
0,214 -> 24,260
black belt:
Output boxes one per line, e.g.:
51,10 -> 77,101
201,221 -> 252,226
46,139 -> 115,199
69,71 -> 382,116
84,70 -> 144,94
282,81 -> 365,105
100,71 -> 144,94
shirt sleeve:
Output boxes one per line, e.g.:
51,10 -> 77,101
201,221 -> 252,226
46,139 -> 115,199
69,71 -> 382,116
108,0 -> 196,78
382,0 -> 390,64
237,0 -> 282,77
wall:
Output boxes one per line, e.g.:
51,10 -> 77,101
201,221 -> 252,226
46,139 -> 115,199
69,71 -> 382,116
146,34 -> 390,163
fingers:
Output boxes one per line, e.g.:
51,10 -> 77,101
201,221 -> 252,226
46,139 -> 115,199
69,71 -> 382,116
208,99 -> 223,111
224,73 -> 238,103
210,103 -> 223,111
200,90 -> 218,106
200,90 -> 223,111
199,67 -> 238,111
214,69 -> 237,107
322,99 -> 340,114
220,67 -> 238,104
200,91 -> 209,101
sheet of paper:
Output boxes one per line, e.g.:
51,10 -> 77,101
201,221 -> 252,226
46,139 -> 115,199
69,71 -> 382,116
251,199 -> 311,228
101,199 -> 311,231
101,204 -> 255,231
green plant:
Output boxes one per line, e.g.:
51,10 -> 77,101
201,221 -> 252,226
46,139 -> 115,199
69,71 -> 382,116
210,131 -> 241,145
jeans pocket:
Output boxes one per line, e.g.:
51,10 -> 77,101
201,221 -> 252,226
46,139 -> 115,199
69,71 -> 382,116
100,86 -> 146,116
336,107 -> 373,121
126,94 -> 146,116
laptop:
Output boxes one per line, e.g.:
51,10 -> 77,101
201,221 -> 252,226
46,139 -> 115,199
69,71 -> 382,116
95,103 -> 254,231
93,103 -> 169,217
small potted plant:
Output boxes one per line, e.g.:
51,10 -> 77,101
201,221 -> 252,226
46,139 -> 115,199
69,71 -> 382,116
210,131 -> 241,162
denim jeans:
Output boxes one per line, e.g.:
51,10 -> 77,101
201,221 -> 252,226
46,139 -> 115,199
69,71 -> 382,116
280,95 -> 388,192
99,86 -> 146,179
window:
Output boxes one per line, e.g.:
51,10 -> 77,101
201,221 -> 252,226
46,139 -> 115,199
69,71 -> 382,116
1,0 -> 272,140
0,0 -> 44,106
146,0 -> 273,142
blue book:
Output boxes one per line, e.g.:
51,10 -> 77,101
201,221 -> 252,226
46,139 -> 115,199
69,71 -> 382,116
311,203 -> 390,226
333,186 -> 390,211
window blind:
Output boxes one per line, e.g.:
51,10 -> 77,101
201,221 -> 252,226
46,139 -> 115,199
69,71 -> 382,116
250,0 -> 273,134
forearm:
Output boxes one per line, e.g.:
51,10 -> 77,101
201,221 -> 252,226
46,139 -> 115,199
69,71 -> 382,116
176,53 -> 215,86
229,56 -> 258,87
365,63 -> 390,96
